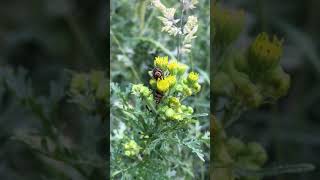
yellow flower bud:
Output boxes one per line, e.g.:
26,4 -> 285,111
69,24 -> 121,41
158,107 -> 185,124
166,75 -> 176,87
165,108 -> 175,119
123,140 -> 141,157
169,97 -> 180,108
183,86 -> 192,96
193,83 -> 201,93
187,72 -> 199,83
177,63 -> 188,75
167,60 -> 179,74
248,32 -> 283,71
213,5 -> 245,47
149,79 -> 157,88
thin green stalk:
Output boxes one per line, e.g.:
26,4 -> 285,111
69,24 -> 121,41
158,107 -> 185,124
177,3 -> 185,61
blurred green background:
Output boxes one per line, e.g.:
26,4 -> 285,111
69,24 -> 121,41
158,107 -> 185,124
0,0 -> 107,179
220,0 -> 320,179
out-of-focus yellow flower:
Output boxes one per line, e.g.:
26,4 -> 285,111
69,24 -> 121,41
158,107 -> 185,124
123,140 -> 141,157
157,79 -> 170,93
213,6 -> 245,46
187,72 -> 199,83
70,73 -> 87,94
90,70 -> 104,90
154,56 -> 169,69
249,32 -> 283,70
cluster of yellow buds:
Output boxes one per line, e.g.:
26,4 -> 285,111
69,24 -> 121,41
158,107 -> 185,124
152,56 -> 201,97
123,140 -> 141,157
226,137 -> 268,177
168,60 -> 188,75
159,98 -> 194,121
154,56 -> 169,70
131,84 -> 154,102
70,70 -> 108,100
146,56 -> 200,121
213,32 -> 290,108
248,32 -> 284,72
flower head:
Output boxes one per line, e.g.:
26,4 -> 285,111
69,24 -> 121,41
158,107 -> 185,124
167,60 -> 179,74
169,97 -> 180,108
213,6 -> 245,46
166,75 -> 176,87
157,79 -> 170,93
187,71 -> 199,83
177,63 -> 188,75
154,56 -> 169,69
249,32 -> 283,70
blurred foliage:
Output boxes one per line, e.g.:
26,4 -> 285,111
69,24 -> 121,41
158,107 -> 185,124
0,0 -> 107,179
212,0 -> 320,180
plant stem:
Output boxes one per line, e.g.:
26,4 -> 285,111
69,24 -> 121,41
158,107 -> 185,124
177,2 -> 184,61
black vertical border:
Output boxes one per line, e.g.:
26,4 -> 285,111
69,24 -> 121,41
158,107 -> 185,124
210,0 -> 214,179
106,0 -> 110,179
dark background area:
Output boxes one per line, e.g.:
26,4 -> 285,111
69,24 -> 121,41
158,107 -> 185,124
223,0 -> 320,179
0,0 -> 108,179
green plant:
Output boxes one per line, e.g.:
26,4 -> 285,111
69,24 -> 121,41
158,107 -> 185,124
211,4 -> 315,180
0,66 -> 108,179
110,0 -> 209,179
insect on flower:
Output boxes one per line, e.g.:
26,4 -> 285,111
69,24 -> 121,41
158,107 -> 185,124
152,67 -> 164,80
154,90 -> 164,104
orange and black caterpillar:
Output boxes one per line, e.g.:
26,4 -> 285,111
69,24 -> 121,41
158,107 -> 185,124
151,67 -> 165,103
154,90 -> 164,104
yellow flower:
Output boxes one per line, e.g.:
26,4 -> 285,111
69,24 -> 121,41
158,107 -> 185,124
154,56 -> 168,69
157,79 -> 170,93
167,60 -> 179,74
166,75 -> 176,87
187,72 -> 199,83
249,32 -> 283,70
